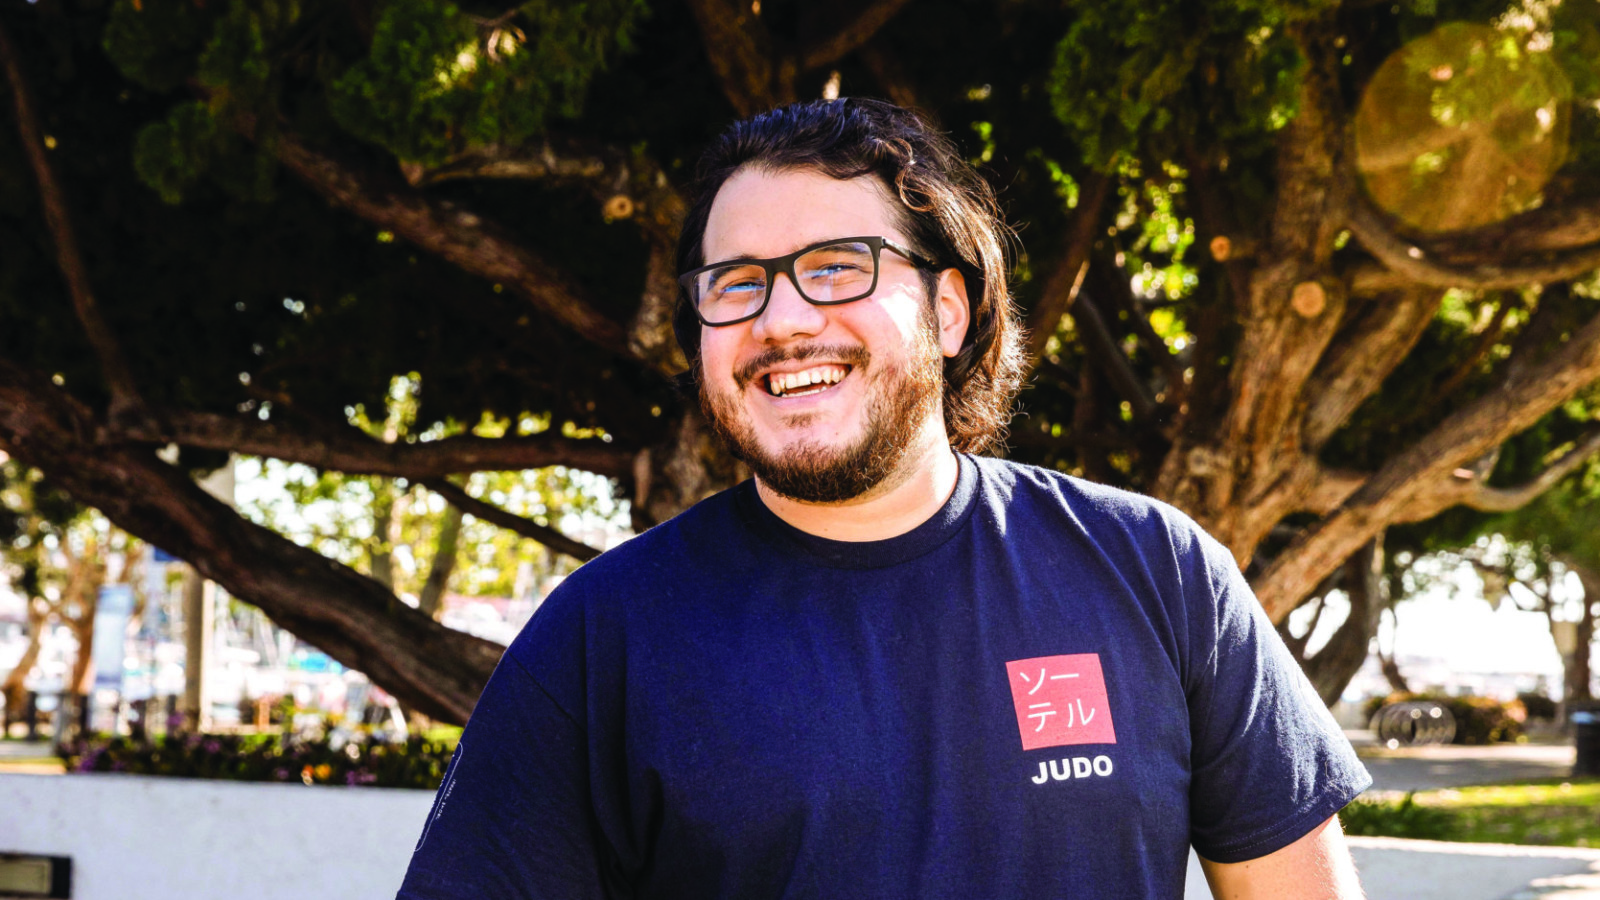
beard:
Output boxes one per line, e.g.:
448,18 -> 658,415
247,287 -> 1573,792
698,316 -> 945,504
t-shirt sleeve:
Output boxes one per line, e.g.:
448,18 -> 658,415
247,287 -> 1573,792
1183,530 -> 1372,863
396,653 -> 619,899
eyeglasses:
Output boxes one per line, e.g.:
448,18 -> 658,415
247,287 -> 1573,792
680,235 -> 939,327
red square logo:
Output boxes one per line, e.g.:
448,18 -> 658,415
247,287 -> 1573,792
1005,653 -> 1117,750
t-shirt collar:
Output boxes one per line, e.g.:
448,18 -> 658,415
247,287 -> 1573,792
733,453 -> 980,569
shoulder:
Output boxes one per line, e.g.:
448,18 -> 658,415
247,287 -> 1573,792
552,484 -> 746,599
506,486 -> 746,669
973,456 -> 1213,549
971,455 -> 1241,603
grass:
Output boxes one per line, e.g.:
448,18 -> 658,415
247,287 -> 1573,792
1343,778 -> 1600,847
420,725 -> 463,745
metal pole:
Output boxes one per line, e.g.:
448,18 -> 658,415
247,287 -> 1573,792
180,567 -> 213,732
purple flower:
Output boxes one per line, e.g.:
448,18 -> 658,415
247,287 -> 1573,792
202,740 -> 222,754
77,747 -> 107,772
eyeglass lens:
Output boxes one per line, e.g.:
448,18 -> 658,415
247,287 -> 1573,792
694,240 -> 877,324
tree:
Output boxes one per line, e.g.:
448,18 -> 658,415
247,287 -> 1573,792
235,373 -> 618,611
0,457 -> 144,726
4,0 -> 1600,723
1457,463 -> 1600,706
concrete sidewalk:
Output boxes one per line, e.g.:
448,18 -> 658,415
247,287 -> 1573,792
1360,742 -> 1578,793
1182,838 -> 1600,899
1345,837 -> 1600,900
0,739 -> 63,774
1348,733 -> 1597,899
1188,733 -> 1600,899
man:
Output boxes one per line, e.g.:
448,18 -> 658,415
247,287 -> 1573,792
399,98 -> 1370,899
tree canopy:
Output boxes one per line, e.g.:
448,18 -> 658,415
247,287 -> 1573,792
4,0 -> 1600,722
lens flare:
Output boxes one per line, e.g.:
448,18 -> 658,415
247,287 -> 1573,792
1355,22 -> 1571,233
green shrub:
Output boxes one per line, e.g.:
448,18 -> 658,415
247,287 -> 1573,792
1340,794 -> 1457,841
60,731 -> 457,789
1518,692 -> 1559,721
1440,695 -> 1526,745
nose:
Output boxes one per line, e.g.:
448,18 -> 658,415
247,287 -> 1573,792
750,271 -> 827,343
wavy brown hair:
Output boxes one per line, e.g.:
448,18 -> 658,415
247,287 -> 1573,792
673,98 -> 1025,454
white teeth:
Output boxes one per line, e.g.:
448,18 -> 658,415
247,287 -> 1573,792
767,365 -> 847,397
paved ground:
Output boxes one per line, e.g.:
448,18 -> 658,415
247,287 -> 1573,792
1344,838 -> 1600,900
0,739 -> 64,774
1183,838 -> 1600,900
1337,732 -> 1598,899
1358,742 -> 1578,793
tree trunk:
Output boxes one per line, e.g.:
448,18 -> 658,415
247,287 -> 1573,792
1300,534 -> 1388,705
64,544 -> 104,700
632,409 -> 743,532
0,360 -> 505,724
419,504 -> 463,619
1378,614 -> 1411,695
1,598 -> 47,726
1565,561 -> 1598,704
369,478 -> 398,590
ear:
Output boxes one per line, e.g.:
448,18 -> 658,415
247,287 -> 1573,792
934,268 -> 971,359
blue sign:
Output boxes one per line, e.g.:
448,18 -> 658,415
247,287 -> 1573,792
92,584 -> 136,691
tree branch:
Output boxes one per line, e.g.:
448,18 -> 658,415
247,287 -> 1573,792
1253,309 -> 1600,621
0,358 -> 501,724
131,410 -> 636,480
1347,194 -> 1600,291
1201,18 -> 1349,541
268,130 -> 635,361
684,0 -> 792,115
1429,293 -> 1516,402
1455,427 -> 1600,513
633,241 -> 690,374
1094,251 -> 1188,403
1304,466 -> 1367,515
1302,286 -> 1443,449
1419,192 -> 1600,258
412,141 -> 608,187
1257,21 -> 1349,306
857,41 -> 920,109
409,135 -> 690,374
1023,173 -> 1112,366
0,22 -> 144,424
1069,287 -> 1158,421
798,0 -> 915,71
421,478 -> 601,562
412,136 -> 686,243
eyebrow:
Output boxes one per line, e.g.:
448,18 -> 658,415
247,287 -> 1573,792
700,245 -> 796,267
702,235 -> 882,267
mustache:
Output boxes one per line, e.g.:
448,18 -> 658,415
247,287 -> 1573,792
733,343 -> 872,389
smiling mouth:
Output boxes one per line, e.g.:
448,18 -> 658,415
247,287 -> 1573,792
765,364 -> 850,398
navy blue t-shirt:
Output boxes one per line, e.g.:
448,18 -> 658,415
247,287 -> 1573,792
400,455 -> 1369,899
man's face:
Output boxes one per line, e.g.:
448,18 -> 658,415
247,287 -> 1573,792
696,167 -> 965,503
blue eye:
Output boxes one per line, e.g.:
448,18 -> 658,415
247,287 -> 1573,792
808,262 -> 862,278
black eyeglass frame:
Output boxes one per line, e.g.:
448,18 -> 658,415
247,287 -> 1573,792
679,235 -> 941,327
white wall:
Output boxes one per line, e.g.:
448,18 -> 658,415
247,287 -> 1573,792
0,773 -> 434,900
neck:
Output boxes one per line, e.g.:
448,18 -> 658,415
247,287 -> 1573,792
755,427 -> 961,542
